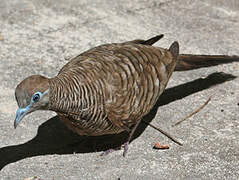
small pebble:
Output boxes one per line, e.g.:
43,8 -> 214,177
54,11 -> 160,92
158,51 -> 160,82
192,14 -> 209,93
0,34 -> 3,41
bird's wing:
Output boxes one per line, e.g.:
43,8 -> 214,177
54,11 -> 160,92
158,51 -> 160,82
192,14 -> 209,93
103,43 -> 178,130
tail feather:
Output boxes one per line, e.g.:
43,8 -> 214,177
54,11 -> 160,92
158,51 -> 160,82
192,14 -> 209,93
126,34 -> 164,45
128,34 -> 239,71
140,34 -> 164,45
175,54 -> 239,71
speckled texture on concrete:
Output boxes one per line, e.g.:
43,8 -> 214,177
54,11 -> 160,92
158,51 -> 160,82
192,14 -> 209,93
0,0 -> 239,179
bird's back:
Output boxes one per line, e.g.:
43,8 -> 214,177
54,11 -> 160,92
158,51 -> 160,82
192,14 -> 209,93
48,41 -> 179,136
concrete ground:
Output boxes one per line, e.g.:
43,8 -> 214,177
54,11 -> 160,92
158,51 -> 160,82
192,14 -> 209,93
0,0 -> 239,179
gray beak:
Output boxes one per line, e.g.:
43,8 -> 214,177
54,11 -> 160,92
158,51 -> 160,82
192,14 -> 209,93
14,107 -> 29,128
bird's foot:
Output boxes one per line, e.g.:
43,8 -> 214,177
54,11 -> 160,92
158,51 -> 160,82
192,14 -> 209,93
100,141 -> 129,156
100,148 -> 117,156
122,141 -> 129,157
100,146 -> 121,156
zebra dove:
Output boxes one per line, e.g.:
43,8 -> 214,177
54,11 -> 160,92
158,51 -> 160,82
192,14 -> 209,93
14,34 -> 238,156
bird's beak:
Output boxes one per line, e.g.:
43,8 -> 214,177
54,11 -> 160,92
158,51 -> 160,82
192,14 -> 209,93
14,107 -> 29,128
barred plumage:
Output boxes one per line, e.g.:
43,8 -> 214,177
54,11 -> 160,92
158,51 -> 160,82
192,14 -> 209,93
48,42 -> 179,137
14,34 -> 239,155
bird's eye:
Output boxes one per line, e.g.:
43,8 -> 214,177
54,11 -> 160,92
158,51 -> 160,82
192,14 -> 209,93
32,92 -> 41,102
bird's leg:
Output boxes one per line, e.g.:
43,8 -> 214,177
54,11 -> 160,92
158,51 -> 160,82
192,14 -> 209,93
122,120 -> 141,157
100,125 -> 130,156
101,120 -> 141,157
101,122 -> 138,157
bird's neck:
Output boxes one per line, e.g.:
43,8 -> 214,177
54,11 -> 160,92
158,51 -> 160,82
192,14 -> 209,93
47,75 -> 87,115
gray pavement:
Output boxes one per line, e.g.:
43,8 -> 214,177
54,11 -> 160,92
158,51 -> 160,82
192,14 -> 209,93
0,0 -> 239,179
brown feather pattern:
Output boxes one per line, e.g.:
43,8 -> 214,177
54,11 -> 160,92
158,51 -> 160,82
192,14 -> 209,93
48,42 -> 178,136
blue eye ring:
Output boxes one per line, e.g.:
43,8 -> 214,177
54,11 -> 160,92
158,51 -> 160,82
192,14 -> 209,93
32,92 -> 42,103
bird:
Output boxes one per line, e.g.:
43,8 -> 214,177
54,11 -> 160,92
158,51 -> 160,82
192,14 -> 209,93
14,34 -> 239,156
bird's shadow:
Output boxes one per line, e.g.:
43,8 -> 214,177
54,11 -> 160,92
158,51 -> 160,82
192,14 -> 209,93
0,72 -> 236,170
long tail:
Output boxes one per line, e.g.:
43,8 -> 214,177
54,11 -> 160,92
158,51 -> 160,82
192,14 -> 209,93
175,54 -> 239,71
131,35 -> 239,71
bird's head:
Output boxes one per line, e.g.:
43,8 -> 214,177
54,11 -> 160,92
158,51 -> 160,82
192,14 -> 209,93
14,75 -> 50,128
